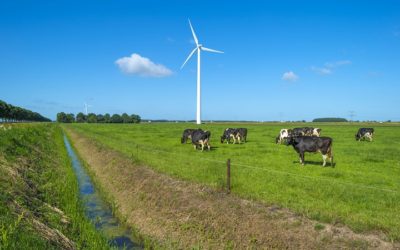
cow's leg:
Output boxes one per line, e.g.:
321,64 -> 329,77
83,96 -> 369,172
207,142 -> 211,151
322,154 -> 327,167
200,140 -> 204,151
237,136 -> 241,144
193,144 -> 197,150
299,152 -> 305,165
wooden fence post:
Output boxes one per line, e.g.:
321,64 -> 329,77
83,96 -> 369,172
227,158 -> 231,194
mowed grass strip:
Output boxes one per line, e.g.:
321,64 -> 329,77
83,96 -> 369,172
67,122 -> 400,241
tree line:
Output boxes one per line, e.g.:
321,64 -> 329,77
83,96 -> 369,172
0,100 -> 51,122
56,112 -> 141,123
312,117 -> 348,122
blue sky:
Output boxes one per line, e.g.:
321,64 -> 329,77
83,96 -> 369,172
1,0 -> 399,121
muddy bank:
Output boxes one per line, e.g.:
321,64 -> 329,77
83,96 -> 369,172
64,126 -> 398,249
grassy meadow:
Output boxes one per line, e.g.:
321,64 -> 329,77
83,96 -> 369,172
66,122 -> 400,241
0,123 -> 111,249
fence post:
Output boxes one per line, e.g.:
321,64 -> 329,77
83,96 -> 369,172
227,158 -> 231,194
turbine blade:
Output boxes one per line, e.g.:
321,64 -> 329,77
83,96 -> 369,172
181,47 -> 198,69
188,19 -> 199,45
201,47 -> 224,53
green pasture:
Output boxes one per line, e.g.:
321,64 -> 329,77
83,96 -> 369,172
66,122 -> 400,241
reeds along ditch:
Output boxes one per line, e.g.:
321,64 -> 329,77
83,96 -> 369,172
0,123 -> 111,250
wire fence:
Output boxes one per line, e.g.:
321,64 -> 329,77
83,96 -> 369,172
127,141 -> 400,195
73,127 -> 400,195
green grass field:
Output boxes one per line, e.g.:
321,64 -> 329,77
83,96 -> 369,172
0,123 -> 111,249
67,122 -> 400,241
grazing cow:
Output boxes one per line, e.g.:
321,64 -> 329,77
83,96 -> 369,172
313,128 -> 322,137
221,128 -> 236,144
286,136 -> 334,167
221,128 -> 248,144
355,128 -> 374,141
292,127 -> 307,136
236,128 -> 248,143
276,128 -> 293,144
181,129 -> 200,144
192,130 -> 211,151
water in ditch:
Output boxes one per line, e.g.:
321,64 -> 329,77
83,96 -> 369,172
63,135 -> 143,250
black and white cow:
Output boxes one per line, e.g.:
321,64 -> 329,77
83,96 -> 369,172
292,127 -> 307,136
276,128 -> 293,144
192,130 -> 211,151
221,128 -> 248,144
181,129 -> 200,144
312,128 -> 322,137
221,128 -> 236,144
286,136 -> 334,167
355,128 -> 374,141
236,128 -> 248,143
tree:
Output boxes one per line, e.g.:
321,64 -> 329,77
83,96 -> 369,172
57,112 -> 67,123
110,114 -> 123,123
76,112 -> 86,123
312,117 -> 348,122
121,113 -> 132,123
87,113 -> 97,123
130,114 -> 141,123
96,114 -> 105,123
104,113 -> 111,123
66,113 -> 75,123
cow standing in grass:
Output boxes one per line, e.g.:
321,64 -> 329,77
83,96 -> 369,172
221,128 -> 247,144
355,128 -> 374,141
276,128 -> 293,144
236,128 -> 248,143
192,130 -> 211,151
286,136 -> 334,167
181,129 -> 200,144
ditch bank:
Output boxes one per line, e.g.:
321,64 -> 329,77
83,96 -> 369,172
63,135 -> 142,249
64,126 -> 398,249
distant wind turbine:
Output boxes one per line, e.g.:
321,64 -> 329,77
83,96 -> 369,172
181,19 -> 223,125
84,102 -> 92,115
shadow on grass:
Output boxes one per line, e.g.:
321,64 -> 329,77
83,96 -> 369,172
292,161 -> 336,168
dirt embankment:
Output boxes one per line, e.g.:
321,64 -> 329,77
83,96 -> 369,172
65,127 -> 399,249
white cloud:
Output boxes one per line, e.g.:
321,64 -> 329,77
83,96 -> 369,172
115,53 -> 172,77
311,60 -> 351,75
311,66 -> 332,75
282,71 -> 299,82
324,60 -> 351,68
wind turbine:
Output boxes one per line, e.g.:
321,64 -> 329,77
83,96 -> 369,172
84,102 -> 92,115
181,19 -> 223,125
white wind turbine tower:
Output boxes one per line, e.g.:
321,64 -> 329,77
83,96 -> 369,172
181,19 -> 223,125
84,102 -> 92,115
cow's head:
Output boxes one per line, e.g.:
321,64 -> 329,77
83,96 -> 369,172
285,136 -> 295,146
355,133 -> 360,141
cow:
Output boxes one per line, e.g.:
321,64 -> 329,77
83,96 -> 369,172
313,128 -> 322,137
181,129 -> 200,144
236,128 -> 248,143
292,127 -> 307,136
192,130 -> 211,151
355,128 -> 374,141
221,128 -> 236,144
221,128 -> 248,144
276,128 -> 293,144
286,136 -> 334,167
